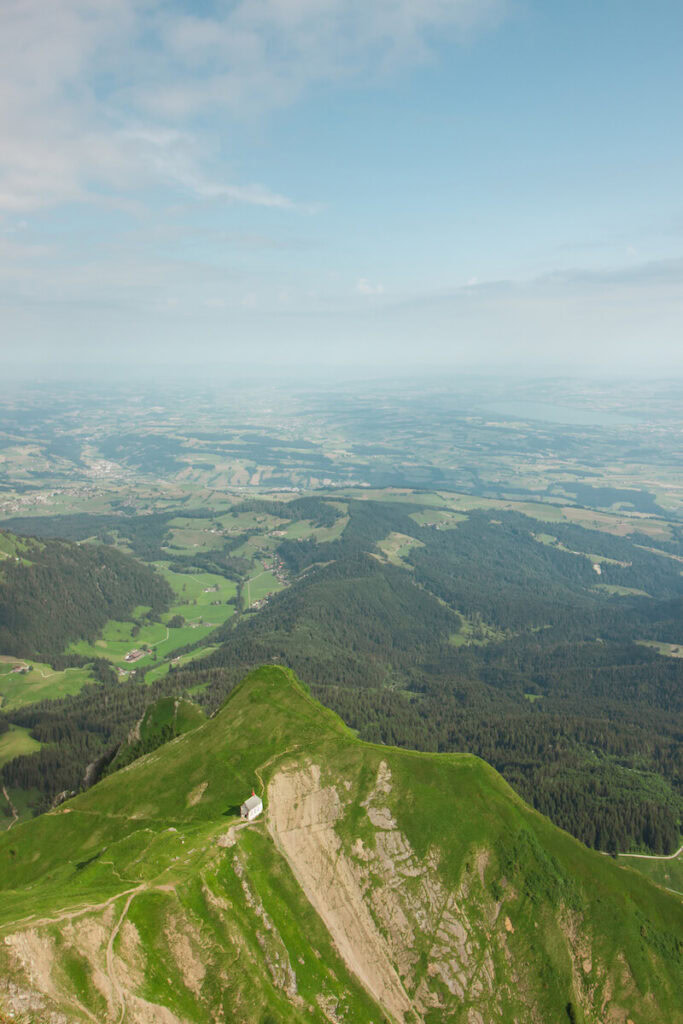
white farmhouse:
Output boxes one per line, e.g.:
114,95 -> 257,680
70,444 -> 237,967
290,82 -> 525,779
240,793 -> 263,821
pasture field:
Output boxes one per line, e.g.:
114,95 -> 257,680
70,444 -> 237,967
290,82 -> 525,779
0,724 -> 41,770
595,584 -> 652,597
0,659 -> 95,710
635,544 -> 683,563
156,564 -> 237,614
587,552 -> 632,566
163,523 -> 225,555
282,519 -> 315,539
313,513 -> 349,543
561,505 -> 673,541
68,567 -> 237,670
0,534 -> 18,558
531,532 -> 632,569
532,531 -> 563,546
450,615 -> 506,647
103,619 -> 168,644
375,531 -> 424,567
331,488 -> 447,505
153,625 -> 215,658
69,620 -> 224,670
280,515 -> 349,543
230,533 -> 279,566
330,487 -> 674,540
144,645 -> 219,685
409,508 -> 466,528
638,640 -> 683,658
244,568 -> 284,606
68,620 -> 168,666
0,530 -> 35,568
217,509 -> 285,533
157,564 -> 234,597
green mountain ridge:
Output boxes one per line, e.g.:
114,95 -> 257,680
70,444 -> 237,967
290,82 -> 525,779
0,666 -> 680,1023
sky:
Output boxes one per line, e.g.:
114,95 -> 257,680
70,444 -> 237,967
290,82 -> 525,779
1,0 -> 682,377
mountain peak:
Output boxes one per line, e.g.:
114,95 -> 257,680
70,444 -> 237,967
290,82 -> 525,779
0,666 -> 681,1023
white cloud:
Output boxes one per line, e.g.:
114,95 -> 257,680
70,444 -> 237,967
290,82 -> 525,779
0,0 -> 506,212
357,277 -> 385,295
147,0 -> 506,115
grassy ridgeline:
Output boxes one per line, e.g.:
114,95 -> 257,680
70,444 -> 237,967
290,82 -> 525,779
0,666 -> 680,1024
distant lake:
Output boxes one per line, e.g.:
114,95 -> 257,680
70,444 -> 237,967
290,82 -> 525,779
482,400 -> 639,427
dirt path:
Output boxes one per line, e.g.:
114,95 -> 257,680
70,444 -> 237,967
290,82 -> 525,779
268,762 -> 413,1024
107,887 -> 145,1024
3,881 -> 188,1022
217,820 -> 251,848
150,628 -> 170,649
5,885 -> 147,934
254,746 -> 300,796
2,785 -> 18,830
619,844 -> 683,861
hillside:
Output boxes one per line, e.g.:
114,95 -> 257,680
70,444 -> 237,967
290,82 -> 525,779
0,666 -> 680,1023
3,498 -> 682,855
107,696 -> 207,772
0,530 -> 172,660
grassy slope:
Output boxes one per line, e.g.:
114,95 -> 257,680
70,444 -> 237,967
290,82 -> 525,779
0,666 -> 680,1024
0,724 -> 41,770
0,659 -> 96,710
108,696 -> 207,773
618,849 -> 683,896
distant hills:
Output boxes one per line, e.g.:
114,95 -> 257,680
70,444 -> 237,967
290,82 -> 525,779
0,666 -> 680,1023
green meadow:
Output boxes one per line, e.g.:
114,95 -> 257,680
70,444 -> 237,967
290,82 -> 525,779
0,724 -> 41,770
162,519 -> 226,555
67,567 -> 237,672
638,640 -> 683,658
0,659 -> 95,710
595,583 -> 652,597
375,530 -> 424,566
409,508 -> 467,528
156,565 -> 237,622
244,568 -> 284,606
217,509 -> 284,533
144,645 -> 219,685
281,514 -> 349,543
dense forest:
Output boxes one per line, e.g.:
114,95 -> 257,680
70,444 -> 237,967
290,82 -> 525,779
1,498 -> 681,854
0,531 -> 172,659
2,672 -> 203,810
187,501 -> 683,853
